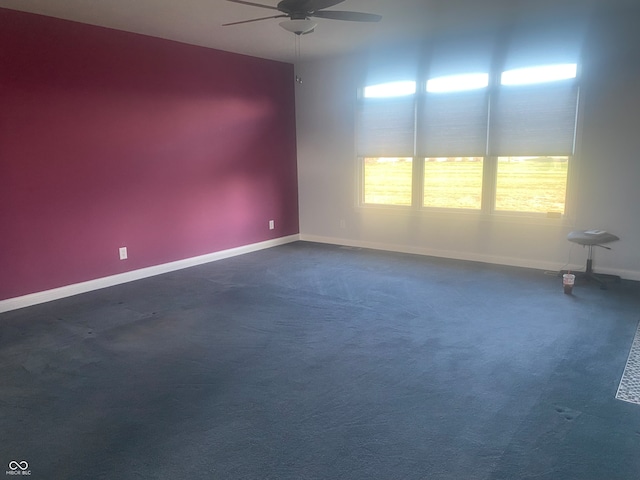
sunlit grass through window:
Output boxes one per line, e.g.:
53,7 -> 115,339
363,157 -> 413,205
495,156 -> 569,213
362,156 -> 569,213
423,158 -> 483,209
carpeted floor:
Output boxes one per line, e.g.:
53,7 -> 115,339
1,241 -> 639,479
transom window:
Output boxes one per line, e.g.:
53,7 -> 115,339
363,81 -> 417,98
500,63 -> 577,86
426,73 -> 489,93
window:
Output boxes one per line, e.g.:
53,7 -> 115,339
357,58 -> 579,215
491,65 -> 578,214
357,81 -> 416,206
419,75 -> 489,210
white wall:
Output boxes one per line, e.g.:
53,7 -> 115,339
296,6 -> 640,279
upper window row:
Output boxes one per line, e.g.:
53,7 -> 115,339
363,63 -> 577,97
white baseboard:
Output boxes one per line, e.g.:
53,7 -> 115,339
0,235 -> 300,314
3,233 -> 636,314
299,234 -> 640,281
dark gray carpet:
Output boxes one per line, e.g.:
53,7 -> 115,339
1,241 -> 639,479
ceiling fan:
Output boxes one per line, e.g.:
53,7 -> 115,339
223,0 -> 382,35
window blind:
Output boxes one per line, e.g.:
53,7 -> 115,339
490,82 -> 579,156
356,97 -> 415,158
417,90 -> 489,157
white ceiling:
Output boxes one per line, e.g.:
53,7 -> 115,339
0,0 -> 634,63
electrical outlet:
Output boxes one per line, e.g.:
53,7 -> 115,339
340,219 -> 346,229
269,220 -> 275,230
119,247 -> 128,260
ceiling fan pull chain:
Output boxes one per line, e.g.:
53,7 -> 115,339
294,34 -> 303,84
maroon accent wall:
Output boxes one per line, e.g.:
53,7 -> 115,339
0,8 -> 299,301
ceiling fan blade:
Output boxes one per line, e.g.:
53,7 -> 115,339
304,0 -> 345,11
226,0 -> 279,11
277,0 -> 344,14
222,14 -> 287,26
311,10 -> 382,22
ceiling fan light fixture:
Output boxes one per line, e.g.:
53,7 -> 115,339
279,19 -> 317,35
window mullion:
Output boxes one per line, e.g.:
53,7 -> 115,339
482,155 -> 497,214
483,77 -> 498,214
412,82 -> 423,209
